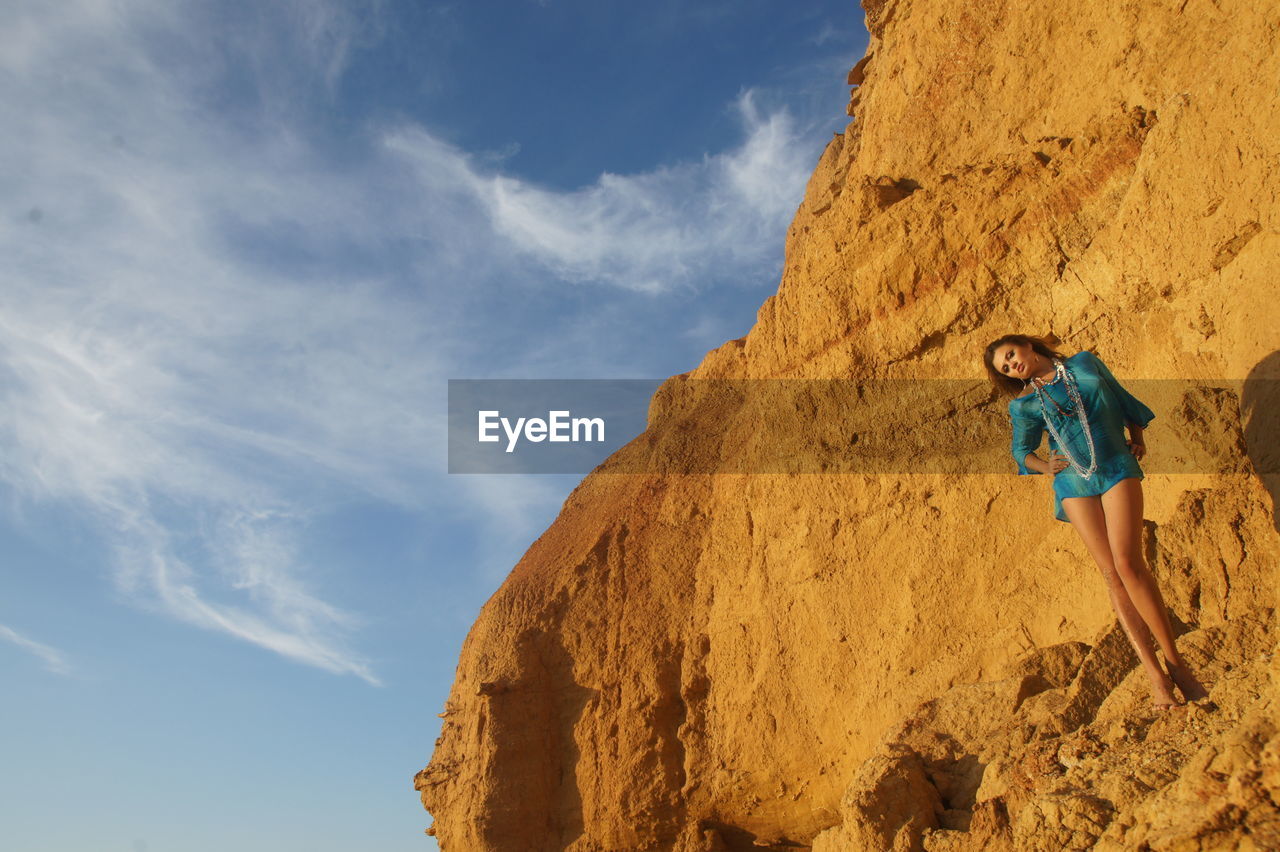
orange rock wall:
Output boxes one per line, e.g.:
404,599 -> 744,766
417,0 -> 1280,848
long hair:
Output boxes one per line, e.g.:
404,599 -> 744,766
983,333 -> 1069,398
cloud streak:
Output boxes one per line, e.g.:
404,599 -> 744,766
0,623 -> 73,676
384,89 -> 815,295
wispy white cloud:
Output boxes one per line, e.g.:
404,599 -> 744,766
0,623 -> 73,675
1,0 -> 428,684
290,0 -> 388,93
0,0 -> 830,682
112,511 -> 382,684
384,89 -> 814,294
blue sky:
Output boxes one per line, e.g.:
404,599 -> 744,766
0,2 -> 866,849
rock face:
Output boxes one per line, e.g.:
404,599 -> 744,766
416,1 -> 1280,849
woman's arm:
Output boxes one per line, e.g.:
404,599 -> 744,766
1020,450 -> 1054,474
1010,406 -> 1046,475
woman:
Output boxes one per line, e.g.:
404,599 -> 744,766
983,334 -> 1209,711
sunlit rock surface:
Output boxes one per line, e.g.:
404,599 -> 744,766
416,0 -> 1280,848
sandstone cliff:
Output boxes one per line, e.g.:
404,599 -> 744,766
416,0 -> 1280,848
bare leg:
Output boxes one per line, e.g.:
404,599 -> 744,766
1062,492 -> 1180,707
1100,478 -> 1209,701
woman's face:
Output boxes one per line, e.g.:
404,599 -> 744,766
994,341 -> 1037,380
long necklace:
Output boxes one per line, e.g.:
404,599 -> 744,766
1031,357 -> 1098,479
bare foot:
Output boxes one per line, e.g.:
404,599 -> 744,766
1148,670 -> 1181,712
1165,658 -> 1210,702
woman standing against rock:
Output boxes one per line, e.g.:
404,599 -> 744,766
983,334 -> 1209,711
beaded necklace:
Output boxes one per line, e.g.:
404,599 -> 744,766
1029,357 -> 1098,479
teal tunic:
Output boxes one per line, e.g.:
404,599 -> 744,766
1007,350 -> 1156,523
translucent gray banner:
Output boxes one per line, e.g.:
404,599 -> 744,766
447,378 -> 1278,475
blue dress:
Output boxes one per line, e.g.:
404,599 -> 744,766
1008,350 -> 1156,523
